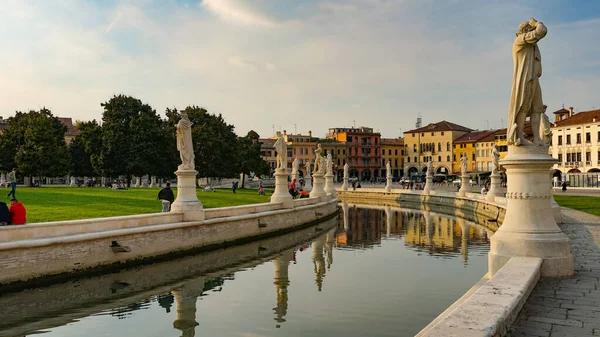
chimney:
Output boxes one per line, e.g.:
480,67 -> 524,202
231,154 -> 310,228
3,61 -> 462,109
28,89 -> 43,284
308,130 -> 312,137
569,107 -> 574,117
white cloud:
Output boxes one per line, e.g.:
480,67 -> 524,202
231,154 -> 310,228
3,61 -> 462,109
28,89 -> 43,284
201,0 -> 276,27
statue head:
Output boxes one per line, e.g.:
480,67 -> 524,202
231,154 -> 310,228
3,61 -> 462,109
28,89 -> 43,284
180,110 -> 189,119
516,21 -> 533,36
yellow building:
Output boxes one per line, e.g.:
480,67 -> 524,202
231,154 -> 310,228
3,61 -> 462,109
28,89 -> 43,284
264,130 -> 318,178
320,141 -> 347,181
403,121 -> 472,177
452,130 -> 496,174
381,138 -> 405,178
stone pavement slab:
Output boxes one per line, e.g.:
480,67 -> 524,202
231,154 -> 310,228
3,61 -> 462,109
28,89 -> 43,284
509,208 -> 600,336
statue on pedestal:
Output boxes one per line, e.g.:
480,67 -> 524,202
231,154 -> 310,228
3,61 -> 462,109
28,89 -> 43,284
491,145 -> 500,174
305,161 -> 311,176
427,160 -> 433,178
386,161 -> 392,178
507,17 -> 551,146
344,163 -> 349,178
273,136 -> 287,170
313,144 -> 323,174
460,153 -> 468,176
292,158 -> 299,176
176,111 -> 195,170
326,154 -> 333,175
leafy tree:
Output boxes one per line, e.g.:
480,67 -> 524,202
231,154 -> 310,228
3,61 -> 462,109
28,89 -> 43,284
100,95 -> 169,185
165,106 -> 238,180
69,120 -> 102,177
237,130 -> 270,188
0,109 -> 70,183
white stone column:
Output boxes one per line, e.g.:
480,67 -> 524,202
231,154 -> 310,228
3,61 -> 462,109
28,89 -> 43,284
341,175 -> 348,191
423,175 -> 434,195
385,174 -> 392,192
133,176 -> 139,187
486,172 -> 503,201
172,277 -> 204,337
101,177 -> 106,187
550,169 -> 563,224
171,169 -> 204,221
323,171 -> 337,198
273,249 -> 293,326
70,176 -> 76,186
142,175 -> 150,187
458,175 -> 469,197
312,234 -> 326,291
488,146 -> 573,277
149,175 -> 157,188
270,168 -> 293,208
310,172 -> 326,200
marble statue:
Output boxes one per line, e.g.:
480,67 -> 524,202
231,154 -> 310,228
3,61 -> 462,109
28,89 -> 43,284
176,111 -> 195,170
427,160 -> 433,177
326,154 -> 333,175
273,135 -> 287,170
460,153 -> 468,176
507,17 -> 548,146
491,145 -> 500,174
314,144 -> 323,174
305,160 -> 311,176
292,158 -> 299,175
344,163 -> 349,178
386,161 -> 392,178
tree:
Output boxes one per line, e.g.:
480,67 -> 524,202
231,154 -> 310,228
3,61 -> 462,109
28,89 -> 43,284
69,120 -> 102,177
100,95 -> 170,185
0,109 -> 70,183
237,130 -> 270,188
165,106 -> 238,180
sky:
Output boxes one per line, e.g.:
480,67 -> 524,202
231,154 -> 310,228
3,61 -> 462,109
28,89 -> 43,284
1,0 -> 600,139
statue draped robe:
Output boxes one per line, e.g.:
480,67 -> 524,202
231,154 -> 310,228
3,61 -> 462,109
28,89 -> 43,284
177,117 -> 195,170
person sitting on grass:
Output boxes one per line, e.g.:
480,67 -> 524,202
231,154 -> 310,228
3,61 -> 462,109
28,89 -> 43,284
157,182 -> 175,213
299,189 -> 309,199
0,201 -> 10,226
9,199 -> 26,225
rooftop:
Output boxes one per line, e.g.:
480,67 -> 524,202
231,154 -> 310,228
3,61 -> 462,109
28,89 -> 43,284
57,117 -> 79,137
553,108 -> 600,127
381,138 -> 404,146
454,130 -> 497,143
405,120 -> 473,134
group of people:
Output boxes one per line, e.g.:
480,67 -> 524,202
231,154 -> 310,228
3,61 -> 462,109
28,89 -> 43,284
0,199 -> 26,226
289,179 -> 309,199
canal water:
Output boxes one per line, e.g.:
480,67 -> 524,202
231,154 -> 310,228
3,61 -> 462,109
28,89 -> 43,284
0,204 -> 492,337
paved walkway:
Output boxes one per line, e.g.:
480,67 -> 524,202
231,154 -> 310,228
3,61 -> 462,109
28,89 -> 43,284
509,208 -> 600,337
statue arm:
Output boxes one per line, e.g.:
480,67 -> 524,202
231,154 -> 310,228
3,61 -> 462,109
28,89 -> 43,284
523,22 -> 547,44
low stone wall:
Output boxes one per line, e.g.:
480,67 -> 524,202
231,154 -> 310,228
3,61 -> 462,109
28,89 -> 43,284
0,197 -> 338,287
0,217 -> 338,336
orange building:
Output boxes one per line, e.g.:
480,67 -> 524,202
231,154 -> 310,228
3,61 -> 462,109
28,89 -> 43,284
327,126 -> 382,182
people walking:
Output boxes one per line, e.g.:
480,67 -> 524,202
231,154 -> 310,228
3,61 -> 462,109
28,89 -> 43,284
232,181 -> 238,194
561,180 -> 567,192
7,168 -> 17,199
157,182 -> 175,212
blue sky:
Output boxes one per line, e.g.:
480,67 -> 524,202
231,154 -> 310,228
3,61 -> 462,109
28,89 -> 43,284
1,0 -> 599,138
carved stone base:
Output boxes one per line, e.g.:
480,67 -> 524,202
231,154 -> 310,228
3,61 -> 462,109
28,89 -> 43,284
385,177 -> 392,192
270,168 -> 293,208
304,176 -> 312,192
310,173 -> 326,200
486,173 -> 503,201
488,145 -> 573,277
458,175 -> 469,197
171,169 -> 204,221
324,172 -> 337,198
423,175 -> 434,195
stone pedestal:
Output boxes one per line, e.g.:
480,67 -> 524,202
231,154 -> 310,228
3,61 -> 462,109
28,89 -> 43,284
341,177 -> 348,191
273,249 -> 293,326
142,175 -> 149,188
310,173 -> 326,200
270,168 -> 293,208
323,172 -> 337,198
312,235 -> 326,291
423,175 -> 434,195
486,172 -> 503,201
133,177 -> 139,188
149,175 -> 157,188
549,169 -> 563,224
171,169 -> 204,221
488,145 -> 573,277
385,176 -> 392,192
458,175 -> 469,197
304,175 -> 312,192
70,176 -> 77,186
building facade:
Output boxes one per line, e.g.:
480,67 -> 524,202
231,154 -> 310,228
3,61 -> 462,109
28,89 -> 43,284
403,121 -> 472,177
452,130 -> 496,174
327,127 -> 382,181
381,138 -> 405,178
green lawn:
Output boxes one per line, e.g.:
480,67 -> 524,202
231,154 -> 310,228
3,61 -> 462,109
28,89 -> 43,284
3,187 -> 272,223
554,195 -> 600,217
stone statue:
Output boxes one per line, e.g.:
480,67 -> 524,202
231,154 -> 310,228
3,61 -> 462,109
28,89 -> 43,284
314,144 -> 323,174
318,156 -> 326,175
491,145 -> 500,174
386,161 -> 392,178
507,17 -> 548,146
305,160 -> 311,176
427,160 -> 433,177
326,154 -> 333,175
344,163 -> 349,178
273,135 -> 287,170
292,158 -> 299,175
460,153 -> 468,176
176,111 -> 195,170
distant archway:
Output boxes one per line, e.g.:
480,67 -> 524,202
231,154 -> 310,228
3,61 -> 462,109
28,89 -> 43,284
436,166 -> 449,175
568,168 -> 581,173
587,168 -> 600,173
407,167 -> 418,175
361,170 -> 372,181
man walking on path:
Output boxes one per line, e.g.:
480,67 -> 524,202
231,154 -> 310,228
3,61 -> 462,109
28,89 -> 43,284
7,168 -> 16,199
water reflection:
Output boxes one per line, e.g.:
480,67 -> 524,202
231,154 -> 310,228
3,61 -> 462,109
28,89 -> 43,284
0,204 -> 494,337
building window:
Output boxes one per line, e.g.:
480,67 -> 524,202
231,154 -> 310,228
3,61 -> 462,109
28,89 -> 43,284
577,133 -> 581,144
407,157 -> 410,163
338,149 -> 340,155
395,159 -> 398,166
414,156 -> 417,162
577,152 -> 582,162
586,152 -> 591,162
421,133 -> 424,137
441,132 -> 445,136
338,159 -> 341,165
586,132 -> 591,143
431,132 -> 435,136
558,153 -> 563,162
446,143 -> 450,151
401,150 -> 405,156
437,143 -> 441,152
558,135 -> 562,145
567,153 -> 571,162
348,136 -> 352,142
472,154 -> 475,160
388,150 -> 392,155
382,149 -> 385,155
438,156 -> 441,162
413,144 -> 417,152
447,155 -> 450,162
412,134 -> 415,137
566,135 -> 571,145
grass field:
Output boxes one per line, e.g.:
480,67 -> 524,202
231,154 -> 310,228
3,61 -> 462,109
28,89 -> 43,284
553,195 -> 600,217
3,186 -> 272,223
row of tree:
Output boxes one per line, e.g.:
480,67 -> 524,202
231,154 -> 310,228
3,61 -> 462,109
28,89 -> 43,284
0,95 -> 269,186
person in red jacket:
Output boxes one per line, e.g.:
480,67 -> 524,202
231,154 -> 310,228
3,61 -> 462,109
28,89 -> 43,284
9,199 -> 26,225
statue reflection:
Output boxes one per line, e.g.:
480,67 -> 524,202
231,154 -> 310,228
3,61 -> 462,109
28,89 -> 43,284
312,234 -> 327,291
325,227 -> 336,270
456,218 -> 471,263
172,277 -> 205,337
272,249 -> 294,327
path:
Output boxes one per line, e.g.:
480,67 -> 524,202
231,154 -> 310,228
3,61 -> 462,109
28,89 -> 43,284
509,208 -> 600,337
